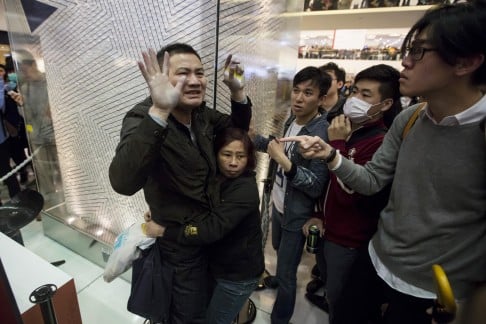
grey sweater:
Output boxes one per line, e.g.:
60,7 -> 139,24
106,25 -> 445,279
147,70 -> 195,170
334,106 -> 486,299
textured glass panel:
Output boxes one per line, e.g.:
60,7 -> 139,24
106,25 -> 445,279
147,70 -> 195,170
4,0 -> 65,211
3,0 -> 301,246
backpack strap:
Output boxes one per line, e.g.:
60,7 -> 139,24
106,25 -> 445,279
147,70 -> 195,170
402,102 -> 427,139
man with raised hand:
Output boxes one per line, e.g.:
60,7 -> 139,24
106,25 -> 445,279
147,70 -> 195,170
109,43 -> 252,324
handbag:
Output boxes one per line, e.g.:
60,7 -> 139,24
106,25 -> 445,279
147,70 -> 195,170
103,222 -> 155,283
127,240 -> 173,322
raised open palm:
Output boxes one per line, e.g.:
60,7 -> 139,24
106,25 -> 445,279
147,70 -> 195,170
138,48 -> 186,113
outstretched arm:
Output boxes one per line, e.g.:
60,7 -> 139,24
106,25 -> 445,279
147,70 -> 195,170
144,177 -> 260,245
280,135 -> 340,169
281,107 -> 414,195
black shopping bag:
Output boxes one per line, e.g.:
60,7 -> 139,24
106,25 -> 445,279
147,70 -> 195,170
127,241 -> 173,322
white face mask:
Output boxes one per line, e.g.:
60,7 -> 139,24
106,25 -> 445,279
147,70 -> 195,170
343,97 -> 381,124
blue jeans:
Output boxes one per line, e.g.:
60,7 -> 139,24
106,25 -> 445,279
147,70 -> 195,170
206,277 -> 259,324
270,207 -> 307,324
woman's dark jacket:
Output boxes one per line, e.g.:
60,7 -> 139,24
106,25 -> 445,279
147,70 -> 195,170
164,172 -> 265,281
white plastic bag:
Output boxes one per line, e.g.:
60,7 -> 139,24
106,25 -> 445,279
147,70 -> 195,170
103,222 -> 156,283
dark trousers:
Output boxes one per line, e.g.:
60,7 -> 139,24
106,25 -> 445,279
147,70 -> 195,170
315,240 -> 327,284
381,283 -> 434,324
158,240 -> 209,324
315,240 -> 383,324
8,135 -> 29,176
0,139 -> 21,201
322,240 -> 362,324
338,248 -> 434,324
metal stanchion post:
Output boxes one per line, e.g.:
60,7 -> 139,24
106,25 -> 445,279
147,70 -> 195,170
29,284 -> 58,324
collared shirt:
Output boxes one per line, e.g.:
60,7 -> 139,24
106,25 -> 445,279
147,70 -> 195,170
424,94 -> 486,125
370,93 -> 486,299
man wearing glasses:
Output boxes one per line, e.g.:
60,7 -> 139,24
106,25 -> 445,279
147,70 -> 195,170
281,2 -> 486,323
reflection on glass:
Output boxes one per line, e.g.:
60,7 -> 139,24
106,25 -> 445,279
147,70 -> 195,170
13,49 -> 64,209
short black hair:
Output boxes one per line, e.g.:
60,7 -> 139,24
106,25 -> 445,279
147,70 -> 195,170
156,43 -> 201,65
401,1 -> 486,85
319,62 -> 346,84
293,66 -> 332,98
354,64 -> 402,128
5,56 -> 14,73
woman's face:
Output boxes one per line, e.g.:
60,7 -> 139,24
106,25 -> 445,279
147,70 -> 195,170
217,140 -> 248,178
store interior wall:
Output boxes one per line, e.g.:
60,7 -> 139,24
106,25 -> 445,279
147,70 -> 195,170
1,1 -> 433,274
3,0 -> 290,247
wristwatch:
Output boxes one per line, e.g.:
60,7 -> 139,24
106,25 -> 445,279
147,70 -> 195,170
325,148 -> 337,163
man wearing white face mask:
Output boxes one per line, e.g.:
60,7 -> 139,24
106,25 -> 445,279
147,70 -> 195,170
302,64 -> 402,324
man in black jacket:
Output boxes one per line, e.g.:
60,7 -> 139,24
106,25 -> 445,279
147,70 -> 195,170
109,43 -> 252,324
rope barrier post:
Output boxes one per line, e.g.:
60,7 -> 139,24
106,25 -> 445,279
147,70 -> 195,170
29,284 -> 58,324
0,147 -> 40,185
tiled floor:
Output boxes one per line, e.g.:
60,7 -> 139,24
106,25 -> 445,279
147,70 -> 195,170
17,218 -> 329,324
2,173 -> 328,324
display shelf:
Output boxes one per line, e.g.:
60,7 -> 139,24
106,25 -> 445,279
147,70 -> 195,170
281,5 -> 433,30
296,58 -> 402,75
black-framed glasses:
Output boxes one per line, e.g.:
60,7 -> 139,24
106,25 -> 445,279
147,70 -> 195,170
402,46 -> 437,61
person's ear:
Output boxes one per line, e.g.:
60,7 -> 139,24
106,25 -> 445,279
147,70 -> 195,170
319,94 -> 327,108
380,98 -> 394,112
337,80 -> 344,90
455,54 -> 485,77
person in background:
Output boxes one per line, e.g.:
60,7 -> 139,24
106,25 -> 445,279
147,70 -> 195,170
319,62 -> 347,123
0,63 -> 29,185
252,66 -> 331,324
0,74 -> 21,205
282,2 -> 486,323
144,127 -> 264,324
340,79 -> 352,97
10,49 -> 61,207
305,61 -> 347,296
303,64 -> 402,323
109,43 -> 252,323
